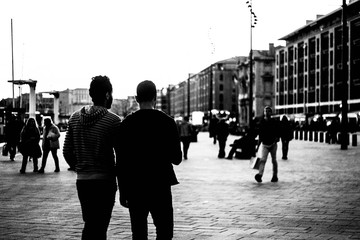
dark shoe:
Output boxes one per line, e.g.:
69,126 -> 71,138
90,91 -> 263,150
54,168 -> 60,173
226,156 -> 233,160
38,168 -> 44,173
255,174 -> 262,183
19,169 -> 25,174
33,168 -> 38,173
282,157 -> 288,160
271,175 -> 278,182
67,167 -> 75,171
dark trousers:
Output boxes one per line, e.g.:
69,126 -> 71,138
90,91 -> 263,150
128,186 -> 174,240
7,141 -> 17,160
281,139 -> 289,158
40,148 -> 60,170
218,139 -> 227,158
20,155 -> 38,171
76,179 -> 117,240
180,136 -> 191,159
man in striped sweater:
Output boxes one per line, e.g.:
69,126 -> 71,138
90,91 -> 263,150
63,75 -> 121,240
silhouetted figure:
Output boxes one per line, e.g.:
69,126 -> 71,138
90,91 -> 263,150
117,80 -> 182,240
328,118 -> 339,144
5,114 -> 24,161
19,118 -> 42,173
255,106 -> 281,183
38,118 -> 60,173
178,116 -> 193,160
209,115 -> 219,144
226,129 -> 257,160
63,75 -> 121,240
279,116 -> 294,160
215,118 -> 229,158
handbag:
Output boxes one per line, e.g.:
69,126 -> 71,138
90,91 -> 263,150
2,143 -> 8,156
250,156 -> 261,170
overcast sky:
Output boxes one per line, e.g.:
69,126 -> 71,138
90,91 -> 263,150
0,0 -> 343,100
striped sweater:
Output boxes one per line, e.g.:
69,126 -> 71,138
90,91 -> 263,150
63,105 -> 121,180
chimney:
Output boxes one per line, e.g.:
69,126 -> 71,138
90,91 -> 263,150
269,43 -> 275,56
316,14 -> 324,19
306,20 -> 313,25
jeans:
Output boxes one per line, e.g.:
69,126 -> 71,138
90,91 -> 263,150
40,148 -> 60,170
128,186 -> 174,240
76,179 -> 117,240
258,143 -> 278,176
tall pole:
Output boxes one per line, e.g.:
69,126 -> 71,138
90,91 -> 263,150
246,1 -> 257,130
341,0 -> 348,150
187,74 -> 191,117
11,19 -> 15,108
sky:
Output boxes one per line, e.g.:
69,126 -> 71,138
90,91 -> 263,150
0,0 -> 344,100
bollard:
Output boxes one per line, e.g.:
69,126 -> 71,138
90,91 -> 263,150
352,134 -> 357,147
325,132 -> 330,143
300,130 -> 303,140
295,130 -> 298,140
309,131 -> 313,141
314,131 -> 318,142
304,131 -> 308,141
319,131 -> 324,143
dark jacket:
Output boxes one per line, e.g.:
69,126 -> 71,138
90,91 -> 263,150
19,125 -> 41,158
280,117 -> 294,141
215,119 -> 229,141
258,117 -> 280,145
117,109 -> 182,197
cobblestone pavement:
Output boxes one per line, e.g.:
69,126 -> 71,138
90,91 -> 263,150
1,132 -> 360,240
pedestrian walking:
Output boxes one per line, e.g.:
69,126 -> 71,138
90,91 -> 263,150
215,117 -> 229,159
4,114 -> 24,161
208,115 -> 219,144
63,75 -> 121,240
254,106 -> 281,183
178,116 -> 193,160
19,118 -> 42,173
279,115 -> 294,160
117,80 -> 182,240
38,118 -> 61,173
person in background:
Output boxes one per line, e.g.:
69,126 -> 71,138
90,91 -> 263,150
117,80 -> 182,240
5,114 -> 24,161
226,128 -> 257,160
215,117 -> 229,159
208,115 -> 219,144
255,106 -> 280,183
63,75 -> 121,240
279,115 -> 294,160
178,116 -> 193,160
19,118 -> 42,173
38,118 -> 61,173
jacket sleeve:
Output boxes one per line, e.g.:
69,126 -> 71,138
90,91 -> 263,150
170,120 -> 182,166
62,121 -> 76,169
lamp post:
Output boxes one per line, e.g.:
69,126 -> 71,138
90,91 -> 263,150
340,0 -> 348,150
246,0 -> 257,130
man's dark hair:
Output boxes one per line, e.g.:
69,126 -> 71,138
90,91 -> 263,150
136,80 -> 157,103
89,75 -> 112,104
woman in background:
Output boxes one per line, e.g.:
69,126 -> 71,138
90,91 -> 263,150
19,118 -> 42,173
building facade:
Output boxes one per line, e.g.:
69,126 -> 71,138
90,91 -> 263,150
275,0 -> 360,116
236,44 -> 276,128
167,57 -> 243,120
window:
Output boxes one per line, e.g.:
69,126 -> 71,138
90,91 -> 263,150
219,84 -> 223,91
317,38 -> 320,52
330,69 -> 334,83
219,74 -> 224,81
330,51 -> 333,65
330,33 -> 334,48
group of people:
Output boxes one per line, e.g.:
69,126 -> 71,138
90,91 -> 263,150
4,114 -> 61,174
63,77 -> 182,240
209,106 -> 294,183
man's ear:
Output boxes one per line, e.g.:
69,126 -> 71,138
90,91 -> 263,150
105,92 -> 110,100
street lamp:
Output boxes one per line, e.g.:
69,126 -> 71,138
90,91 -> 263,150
246,0 -> 257,130
340,0 -> 348,150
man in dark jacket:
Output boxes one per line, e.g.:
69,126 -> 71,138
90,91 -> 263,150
117,80 -> 182,239
255,106 -> 280,183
